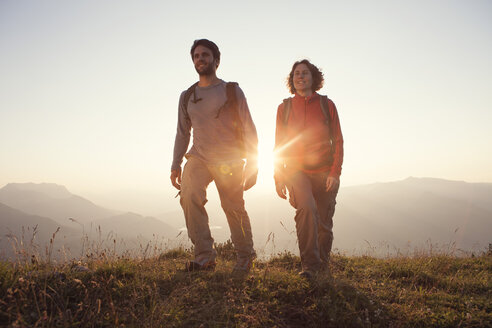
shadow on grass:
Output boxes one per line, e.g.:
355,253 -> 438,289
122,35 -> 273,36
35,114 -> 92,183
158,261 -> 391,328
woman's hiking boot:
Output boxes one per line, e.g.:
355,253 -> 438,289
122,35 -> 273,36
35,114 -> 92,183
232,256 -> 254,274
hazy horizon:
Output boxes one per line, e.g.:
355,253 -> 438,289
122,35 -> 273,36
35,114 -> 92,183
1,178 -> 490,259
2,1 -> 492,205
1,175 -> 490,221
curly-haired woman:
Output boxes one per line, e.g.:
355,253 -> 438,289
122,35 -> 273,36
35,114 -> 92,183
274,59 -> 344,278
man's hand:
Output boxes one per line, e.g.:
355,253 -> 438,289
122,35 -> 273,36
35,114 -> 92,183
170,169 -> 182,190
326,176 -> 339,192
243,162 -> 258,191
275,180 -> 287,199
243,174 -> 257,191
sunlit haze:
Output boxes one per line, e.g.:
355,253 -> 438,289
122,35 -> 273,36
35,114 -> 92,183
1,0 -> 491,215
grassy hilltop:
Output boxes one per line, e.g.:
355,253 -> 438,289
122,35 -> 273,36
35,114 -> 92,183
0,242 -> 490,327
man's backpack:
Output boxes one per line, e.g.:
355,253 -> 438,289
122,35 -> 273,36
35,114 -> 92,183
182,82 -> 246,157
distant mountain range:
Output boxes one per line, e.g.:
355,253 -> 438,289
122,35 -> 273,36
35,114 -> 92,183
1,178 -> 491,260
0,183 -> 178,259
333,177 -> 492,255
185,177 -> 492,257
0,183 -> 116,224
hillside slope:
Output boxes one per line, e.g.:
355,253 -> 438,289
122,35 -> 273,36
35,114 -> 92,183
0,202 -> 81,259
0,247 -> 490,327
92,212 -> 178,239
0,183 -> 117,224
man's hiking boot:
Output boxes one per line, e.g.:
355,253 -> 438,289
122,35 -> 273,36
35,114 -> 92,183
185,260 -> 216,272
298,270 -> 314,280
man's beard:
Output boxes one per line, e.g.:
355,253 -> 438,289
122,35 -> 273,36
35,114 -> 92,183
195,61 -> 215,76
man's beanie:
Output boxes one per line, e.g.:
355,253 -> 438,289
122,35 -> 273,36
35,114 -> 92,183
190,39 -> 221,61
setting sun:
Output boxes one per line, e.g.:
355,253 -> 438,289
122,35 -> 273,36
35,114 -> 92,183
255,141 -> 275,188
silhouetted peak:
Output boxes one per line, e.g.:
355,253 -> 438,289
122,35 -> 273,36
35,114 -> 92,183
1,183 -> 72,199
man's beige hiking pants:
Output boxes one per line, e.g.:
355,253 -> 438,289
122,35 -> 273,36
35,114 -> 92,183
285,170 -> 339,272
180,156 -> 255,266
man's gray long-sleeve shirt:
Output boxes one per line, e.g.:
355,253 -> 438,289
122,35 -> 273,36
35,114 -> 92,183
171,80 -> 258,171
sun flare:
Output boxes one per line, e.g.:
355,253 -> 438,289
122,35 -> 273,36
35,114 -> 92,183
254,142 -> 275,188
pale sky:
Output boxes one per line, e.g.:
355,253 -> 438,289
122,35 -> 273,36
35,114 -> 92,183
1,0 -> 491,214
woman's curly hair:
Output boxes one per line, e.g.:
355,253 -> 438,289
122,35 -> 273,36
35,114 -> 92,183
286,59 -> 324,94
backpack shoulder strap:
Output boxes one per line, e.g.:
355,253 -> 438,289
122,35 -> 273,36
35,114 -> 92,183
225,82 -> 246,157
282,98 -> 292,126
182,82 -> 200,119
215,82 -> 238,118
226,82 -> 238,105
320,95 -> 334,145
320,95 -> 331,126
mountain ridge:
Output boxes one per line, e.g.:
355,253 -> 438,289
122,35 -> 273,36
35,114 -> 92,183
1,178 -> 490,258
1,182 -> 72,199
0,183 -> 118,225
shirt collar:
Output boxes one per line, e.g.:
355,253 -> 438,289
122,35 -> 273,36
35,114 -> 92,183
293,92 -> 319,102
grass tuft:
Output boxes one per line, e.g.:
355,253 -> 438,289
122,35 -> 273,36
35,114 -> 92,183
0,245 -> 490,327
